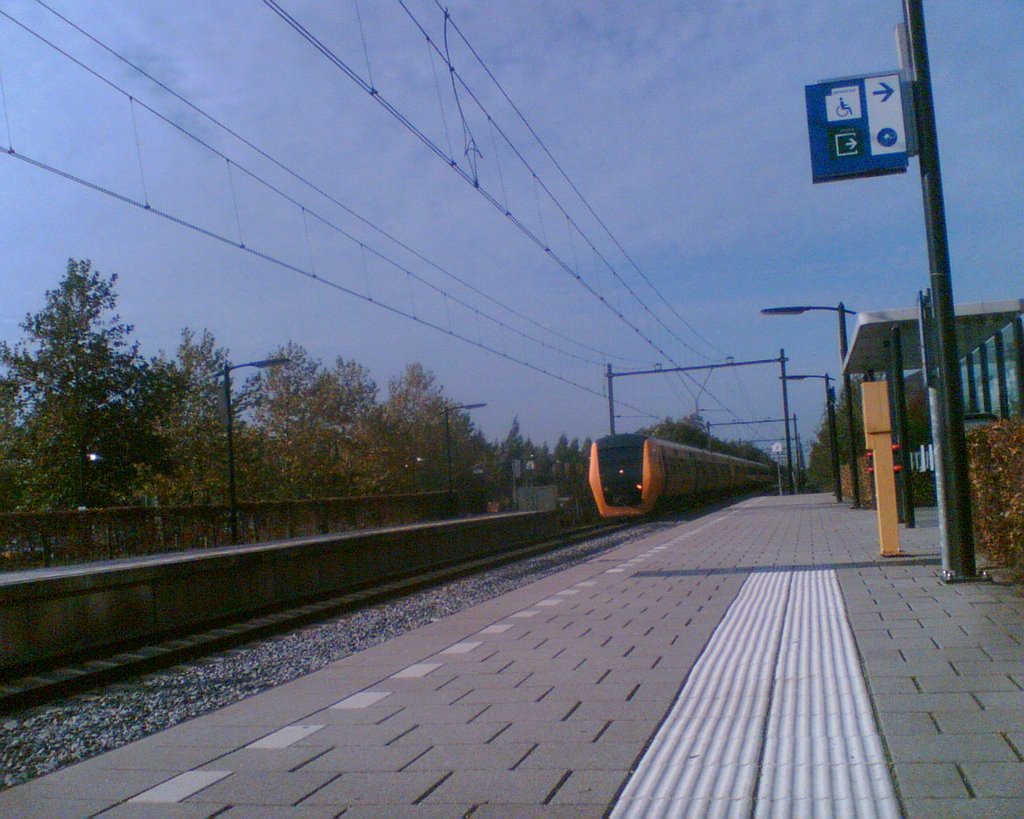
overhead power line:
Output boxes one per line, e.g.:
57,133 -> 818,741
13,2 -> 655,371
422,0 -> 729,360
396,0 -> 718,364
261,0 -> 711,377
26,0 -> 652,370
2,145 -> 659,424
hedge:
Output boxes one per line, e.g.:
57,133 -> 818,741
968,419 -> 1024,578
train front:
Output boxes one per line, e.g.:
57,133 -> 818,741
589,434 -> 662,517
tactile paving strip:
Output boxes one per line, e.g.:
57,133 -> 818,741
612,569 -> 898,818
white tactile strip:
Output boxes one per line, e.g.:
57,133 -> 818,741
129,770 -> 232,803
611,569 -> 897,819
247,724 -> 325,748
479,623 -> 514,634
331,690 -> 392,709
390,662 -> 442,679
441,641 -> 482,654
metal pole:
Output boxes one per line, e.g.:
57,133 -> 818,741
919,289 -> 949,560
826,378 -> 842,502
965,351 -> 978,412
838,302 -> 862,508
793,414 -> 803,493
994,332 -> 1009,418
904,0 -> 976,580
1014,317 -> 1024,417
779,349 -> 795,494
979,343 -> 992,414
890,326 -> 915,527
606,364 -> 616,435
224,363 -> 238,544
444,406 -> 453,494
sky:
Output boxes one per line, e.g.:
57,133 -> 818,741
1,1 -> 1021,455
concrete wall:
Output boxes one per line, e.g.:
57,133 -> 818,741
0,512 -> 558,674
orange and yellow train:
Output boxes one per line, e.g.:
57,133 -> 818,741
589,434 -> 772,517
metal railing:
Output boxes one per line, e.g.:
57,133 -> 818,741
0,490 -> 487,571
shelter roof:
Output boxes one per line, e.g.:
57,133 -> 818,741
843,299 -> 1023,375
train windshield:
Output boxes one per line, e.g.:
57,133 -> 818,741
597,435 -> 645,506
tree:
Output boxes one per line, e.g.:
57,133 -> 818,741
248,342 -> 378,498
0,259 -> 173,509
374,364 -> 490,494
135,327 -> 228,505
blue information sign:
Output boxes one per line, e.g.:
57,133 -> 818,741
806,73 -> 909,184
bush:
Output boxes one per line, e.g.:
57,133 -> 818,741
968,419 -> 1024,577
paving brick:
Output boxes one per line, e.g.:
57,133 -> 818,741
876,711 -> 940,737
931,710 -> 1024,735
298,771 -> 449,806
874,693 -> 983,714
902,798 -> 1024,819
959,762 -> 1024,797
914,674 -> 1020,693
516,740 -> 640,772
886,733 -> 1019,763
892,762 -> 969,798
974,690 -> 1024,710
185,770 -> 338,805
293,743 -> 432,773
402,742 -> 536,772
421,768 -> 571,804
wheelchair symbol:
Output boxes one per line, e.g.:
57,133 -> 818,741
825,86 -> 861,122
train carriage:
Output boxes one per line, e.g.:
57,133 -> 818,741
589,433 -> 771,518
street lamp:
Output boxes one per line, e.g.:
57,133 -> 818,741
761,303 -> 862,507
785,374 -> 841,503
222,357 -> 290,543
443,402 -> 486,516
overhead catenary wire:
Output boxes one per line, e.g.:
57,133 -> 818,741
422,0 -> 730,361
5,2 -> 742,427
395,0 -> 718,365
261,0 -> 713,380
1,145 -> 661,425
23,0 -> 651,370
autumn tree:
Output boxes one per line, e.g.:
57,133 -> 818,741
0,259 -> 174,509
135,328 -> 228,505
248,341 -> 377,498
376,363 -> 489,494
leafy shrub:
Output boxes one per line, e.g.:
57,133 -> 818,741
968,419 -> 1024,576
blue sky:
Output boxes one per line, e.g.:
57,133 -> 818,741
1,1 -> 1021,453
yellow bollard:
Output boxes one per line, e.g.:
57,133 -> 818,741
861,381 -> 902,557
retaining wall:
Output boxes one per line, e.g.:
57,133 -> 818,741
0,511 -> 558,675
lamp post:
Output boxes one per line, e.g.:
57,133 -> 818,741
785,374 -> 841,503
222,357 -> 290,543
761,304 -> 861,507
443,402 -> 486,515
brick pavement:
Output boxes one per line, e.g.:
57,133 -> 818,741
0,494 -> 1020,817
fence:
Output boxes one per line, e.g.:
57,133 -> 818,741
0,490 -> 487,571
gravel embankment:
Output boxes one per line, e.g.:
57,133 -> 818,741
1,523 -> 667,790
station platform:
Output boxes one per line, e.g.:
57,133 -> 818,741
1,494 -> 1022,817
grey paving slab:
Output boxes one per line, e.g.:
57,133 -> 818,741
892,762 -> 970,798
903,798 -> 1024,819
886,732 -> 1020,763
297,770 -> 450,806
185,770 -> 339,805
419,768 -> 572,805
958,762 -> 1024,796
